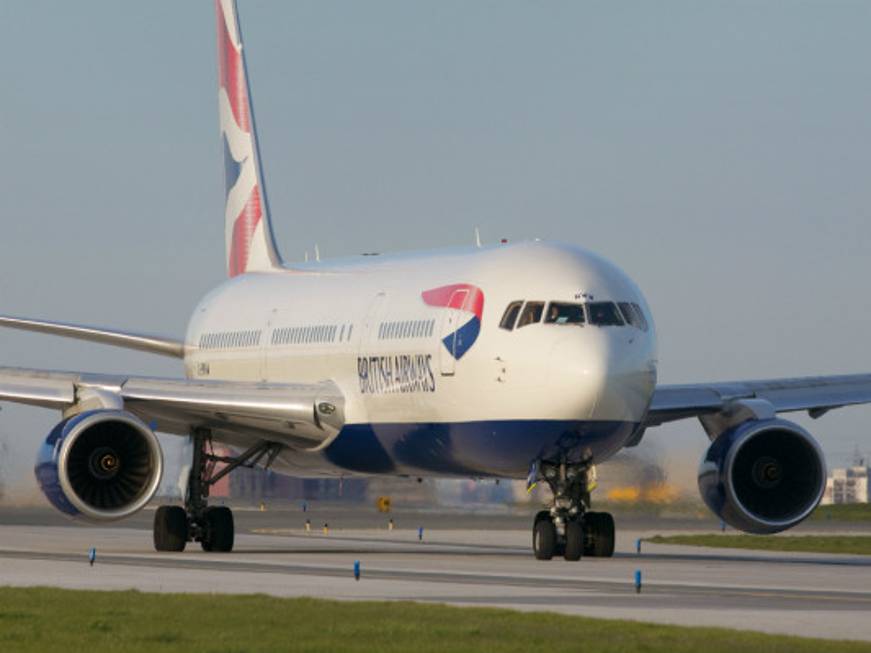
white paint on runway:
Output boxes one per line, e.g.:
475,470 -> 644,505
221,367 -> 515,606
1,524 -> 870,642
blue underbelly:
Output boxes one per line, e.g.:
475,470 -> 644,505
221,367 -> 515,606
322,419 -> 638,478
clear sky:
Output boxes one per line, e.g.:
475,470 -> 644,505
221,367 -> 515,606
1,1 -> 870,495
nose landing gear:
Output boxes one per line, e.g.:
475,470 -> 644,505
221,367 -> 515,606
531,460 -> 615,561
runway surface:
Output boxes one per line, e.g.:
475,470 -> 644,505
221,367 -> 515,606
1,506 -> 871,642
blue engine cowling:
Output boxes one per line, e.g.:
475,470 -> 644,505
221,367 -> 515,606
34,409 -> 163,521
698,418 -> 826,534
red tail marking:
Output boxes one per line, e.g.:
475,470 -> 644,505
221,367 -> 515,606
227,186 -> 263,277
216,1 -> 250,133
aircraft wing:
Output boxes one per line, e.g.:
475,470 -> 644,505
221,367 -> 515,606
0,315 -> 185,358
0,366 -> 344,451
645,373 -> 871,427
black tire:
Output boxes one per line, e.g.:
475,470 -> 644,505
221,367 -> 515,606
154,506 -> 188,552
201,506 -> 235,552
533,518 -> 556,560
563,520 -> 584,561
584,512 -> 615,558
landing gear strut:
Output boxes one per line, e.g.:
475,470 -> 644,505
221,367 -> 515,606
531,460 -> 615,561
153,429 -> 280,553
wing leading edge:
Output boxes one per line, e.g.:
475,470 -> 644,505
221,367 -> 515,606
645,373 -> 871,427
0,316 -> 185,358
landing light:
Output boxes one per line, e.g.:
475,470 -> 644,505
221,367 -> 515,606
318,402 -> 336,415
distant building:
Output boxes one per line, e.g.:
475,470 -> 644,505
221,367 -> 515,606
822,466 -> 869,504
209,446 -> 232,498
229,466 -> 367,503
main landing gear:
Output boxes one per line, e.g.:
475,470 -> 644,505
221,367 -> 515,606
153,429 -> 280,553
531,460 -> 615,561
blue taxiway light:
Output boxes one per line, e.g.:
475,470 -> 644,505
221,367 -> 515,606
354,560 -> 360,581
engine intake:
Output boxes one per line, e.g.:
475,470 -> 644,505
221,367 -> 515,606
35,410 -> 163,521
698,418 -> 825,534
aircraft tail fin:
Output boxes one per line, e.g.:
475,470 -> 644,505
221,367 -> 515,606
216,0 -> 282,277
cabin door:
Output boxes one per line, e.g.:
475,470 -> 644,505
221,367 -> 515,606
360,292 -> 387,354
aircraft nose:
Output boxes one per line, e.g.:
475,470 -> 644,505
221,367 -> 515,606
549,329 -> 655,422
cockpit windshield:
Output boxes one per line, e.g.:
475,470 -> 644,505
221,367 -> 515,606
517,301 -> 544,328
499,300 -> 645,331
587,302 -> 625,326
544,302 -> 585,325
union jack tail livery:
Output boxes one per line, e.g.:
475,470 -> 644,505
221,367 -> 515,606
216,0 -> 282,277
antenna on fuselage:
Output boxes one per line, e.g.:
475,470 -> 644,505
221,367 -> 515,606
474,227 -> 482,248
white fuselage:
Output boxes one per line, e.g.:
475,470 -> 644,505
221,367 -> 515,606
183,240 -> 658,478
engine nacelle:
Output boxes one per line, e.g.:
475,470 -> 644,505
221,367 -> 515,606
698,418 -> 826,534
34,410 -> 163,521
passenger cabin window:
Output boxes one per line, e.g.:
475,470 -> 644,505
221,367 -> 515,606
588,302 -> 624,326
200,329 -> 262,350
499,301 -> 524,331
377,318 -> 435,340
517,301 -> 544,328
544,302 -> 585,325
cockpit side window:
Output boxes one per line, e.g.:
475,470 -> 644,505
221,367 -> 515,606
631,303 -> 649,332
499,301 -> 524,331
517,301 -> 544,328
544,302 -> 585,325
618,302 -> 650,332
588,302 -> 625,326
618,302 -> 639,329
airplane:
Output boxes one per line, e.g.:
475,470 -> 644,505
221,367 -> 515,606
2,0 -> 870,560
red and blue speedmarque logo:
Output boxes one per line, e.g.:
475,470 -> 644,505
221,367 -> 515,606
421,284 -> 484,360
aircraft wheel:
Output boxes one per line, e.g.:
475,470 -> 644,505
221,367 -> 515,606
563,520 -> 584,561
583,511 -> 615,558
201,506 -> 235,552
154,506 -> 188,552
533,516 -> 556,560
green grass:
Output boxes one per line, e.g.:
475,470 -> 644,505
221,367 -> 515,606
812,503 -> 871,522
0,587 -> 869,652
648,533 -> 871,555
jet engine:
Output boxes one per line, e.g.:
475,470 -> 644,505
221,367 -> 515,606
34,409 -> 163,521
698,418 -> 825,534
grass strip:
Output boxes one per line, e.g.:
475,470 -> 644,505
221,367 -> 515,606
647,534 -> 871,555
811,503 -> 871,522
1,586 -> 870,652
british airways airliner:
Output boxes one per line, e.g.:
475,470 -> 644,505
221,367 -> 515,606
2,1 -> 870,560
